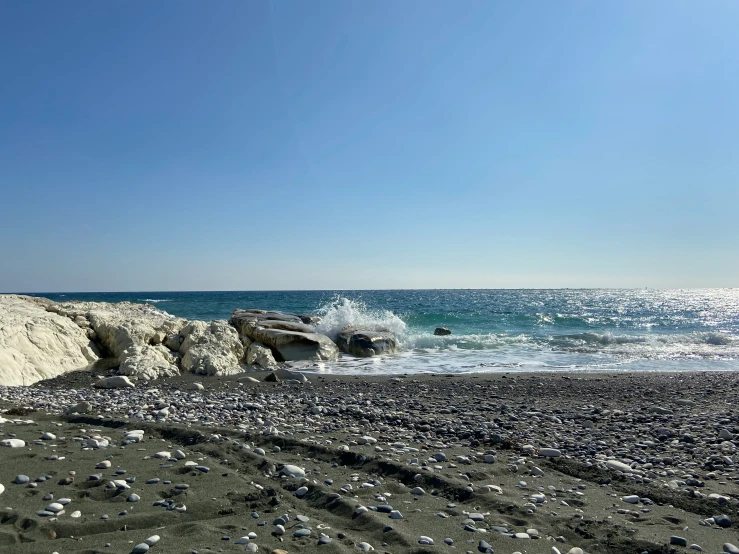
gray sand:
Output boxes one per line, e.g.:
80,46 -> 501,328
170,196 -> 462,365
0,370 -> 737,554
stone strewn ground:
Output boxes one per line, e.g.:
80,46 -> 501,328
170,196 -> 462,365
0,370 -> 737,553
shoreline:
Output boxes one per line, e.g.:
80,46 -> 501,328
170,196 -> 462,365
1,370 -> 736,553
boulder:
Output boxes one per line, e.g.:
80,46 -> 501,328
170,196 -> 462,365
246,342 -> 277,368
434,327 -> 452,336
50,300 -> 187,358
266,367 -> 309,383
179,320 -> 244,375
0,295 -> 100,386
118,345 -> 180,380
336,327 -> 398,357
94,375 -> 135,389
231,310 -> 339,362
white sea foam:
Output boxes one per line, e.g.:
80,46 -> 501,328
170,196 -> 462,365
315,297 -> 407,340
139,298 -> 170,303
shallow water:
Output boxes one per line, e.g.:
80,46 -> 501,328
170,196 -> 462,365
32,289 -> 739,374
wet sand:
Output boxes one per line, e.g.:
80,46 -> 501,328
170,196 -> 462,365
0,370 -> 737,554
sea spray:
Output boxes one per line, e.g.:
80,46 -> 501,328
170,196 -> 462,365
315,297 -> 408,341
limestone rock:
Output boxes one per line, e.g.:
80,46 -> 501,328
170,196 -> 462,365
0,295 -> 99,386
118,345 -> 179,380
179,320 -> 244,375
94,375 -> 135,389
245,342 -> 277,368
231,310 -> 339,362
336,327 -> 398,357
51,300 -> 186,359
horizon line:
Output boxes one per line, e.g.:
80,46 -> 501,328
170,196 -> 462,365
3,286 -> 737,295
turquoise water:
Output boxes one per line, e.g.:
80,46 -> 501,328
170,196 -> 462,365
31,289 -> 739,374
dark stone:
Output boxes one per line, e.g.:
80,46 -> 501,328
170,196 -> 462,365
434,327 -> 452,336
336,327 -> 398,357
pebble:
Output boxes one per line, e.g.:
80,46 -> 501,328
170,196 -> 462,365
724,545 -> 739,554
14,475 -> 29,484
670,536 -> 688,547
131,544 -> 149,553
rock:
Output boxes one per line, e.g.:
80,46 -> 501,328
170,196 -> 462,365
714,514 -> 732,528
434,327 -> 452,336
13,475 -> 29,484
131,544 -> 149,554
0,439 -> 26,448
539,448 -> 561,457
723,544 -> 739,554
144,535 -> 160,546
279,465 -> 306,478
567,549 -> 584,554
335,327 -> 398,357
410,487 -> 425,495
296,486 -> 309,497
477,540 -> 493,553
94,376 -> 135,389
118,344 -> 179,380
670,536 -> 688,547
66,401 -> 93,414
189,383 -> 204,391
179,320 -> 244,375
268,367 -> 309,383
246,342 -> 278,368
231,310 -> 339,361
51,299 -> 186,359
719,429 -> 734,440
605,460 -> 634,473
0,295 -> 99,385
621,495 -> 640,504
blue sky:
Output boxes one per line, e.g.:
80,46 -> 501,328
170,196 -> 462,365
1,1 -> 738,291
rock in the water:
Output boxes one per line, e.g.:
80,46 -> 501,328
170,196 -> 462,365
0,295 -> 99,385
231,310 -> 339,361
335,327 -> 398,357
434,327 -> 452,336
94,376 -> 135,389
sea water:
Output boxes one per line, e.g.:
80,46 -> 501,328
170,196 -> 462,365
32,289 -> 739,374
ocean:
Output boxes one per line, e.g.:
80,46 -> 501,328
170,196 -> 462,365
30,289 -> 739,374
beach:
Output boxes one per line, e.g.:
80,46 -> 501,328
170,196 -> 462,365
1,370 -> 737,554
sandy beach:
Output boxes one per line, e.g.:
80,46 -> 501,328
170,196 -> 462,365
0,370 -> 736,554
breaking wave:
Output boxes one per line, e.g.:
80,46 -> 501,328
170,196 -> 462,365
315,297 -> 407,341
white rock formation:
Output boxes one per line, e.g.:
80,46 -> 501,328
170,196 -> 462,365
179,320 -> 244,375
94,375 -> 135,389
0,295 -> 99,386
49,300 -> 186,358
118,344 -> 180,380
246,342 -> 277,368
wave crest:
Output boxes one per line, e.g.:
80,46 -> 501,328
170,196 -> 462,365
315,297 -> 408,341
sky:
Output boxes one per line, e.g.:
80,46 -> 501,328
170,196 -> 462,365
1,1 -> 738,292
